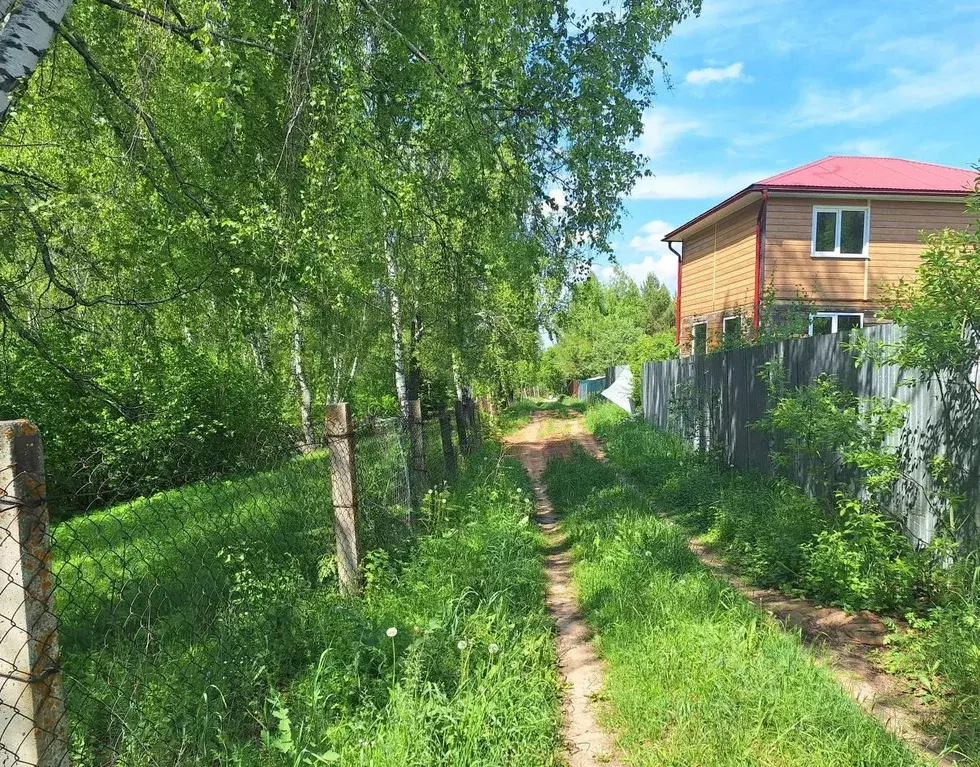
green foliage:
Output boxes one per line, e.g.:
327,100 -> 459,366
641,273 -> 675,335
1,0 -> 701,505
625,328 -> 677,404
544,268 -> 676,394
755,284 -> 814,344
803,497 -> 916,613
543,443 -> 921,766
590,408 -> 980,758
758,369 -> 908,504
56,443 -> 562,765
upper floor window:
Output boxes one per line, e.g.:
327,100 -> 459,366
811,206 -> 869,258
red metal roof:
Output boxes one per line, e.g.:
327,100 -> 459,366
757,156 -> 977,193
664,156 -> 978,241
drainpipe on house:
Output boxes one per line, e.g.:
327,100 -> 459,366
669,241 -> 683,346
752,190 -> 769,334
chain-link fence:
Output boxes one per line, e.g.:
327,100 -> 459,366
1,398 -> 483,766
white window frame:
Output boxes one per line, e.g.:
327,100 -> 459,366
811,206 -> 870,259
808,312 -> 864,336
691,321 -> 708,355
722,315 -> 742,340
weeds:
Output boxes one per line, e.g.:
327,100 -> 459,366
586,400 -> 980,760
55,447 -> 562,766
543,442 -> 922,766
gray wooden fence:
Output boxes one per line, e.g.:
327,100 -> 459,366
641,324 -> 980,547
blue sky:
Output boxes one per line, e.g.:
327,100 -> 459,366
584,0 -> 980,294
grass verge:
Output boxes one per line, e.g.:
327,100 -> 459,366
584,401 -> 979,761
54,445 -> 562,766
544,440 -> 924,766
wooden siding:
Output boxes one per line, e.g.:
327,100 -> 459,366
680,201 -> 759,318
765,196 -> 973,303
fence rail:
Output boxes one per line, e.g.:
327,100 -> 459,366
1,397 -> 484,766
641,324 -> 980,548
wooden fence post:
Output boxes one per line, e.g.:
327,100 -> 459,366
453,399 -> 470,456
324,405 -> 362,596
407,399 -> 425,514
438,409 -> 457,476
0,420 -> 68,767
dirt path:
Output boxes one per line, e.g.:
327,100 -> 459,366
505,408 -> 956,767
502,412 -> 623,767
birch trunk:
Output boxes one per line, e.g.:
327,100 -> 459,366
385,237 -> 409,418
0,0 -> 74,124
290,298 -> 315,447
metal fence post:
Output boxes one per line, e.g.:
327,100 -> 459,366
467,398 -> 483,450
0,420 -> 68,766
407,399 -> 425,513
453,399 -> 469,456
324,405 -> 362,596
438,409 -> 457,476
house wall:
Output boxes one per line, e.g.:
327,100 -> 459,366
764,196 -> 973,308
678,201 -> 759,353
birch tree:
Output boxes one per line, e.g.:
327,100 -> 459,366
0,0 -> 73,125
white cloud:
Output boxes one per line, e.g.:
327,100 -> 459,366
836,138 -> 890,157
594,219 -> 678,294
791,49 -> 980,127
630,170 -> 767,200
598,256 -> 678,295
635,109 -> 703,159
685,62 -> 744,85
628,219 -> 673,252
541,187 -> 567,215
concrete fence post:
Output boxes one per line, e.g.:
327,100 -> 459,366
0,420 -> 68,767
453,399 -> 470,456
407,399 -> 425,515
438,409 -> 457,476
324,405 -> 362,596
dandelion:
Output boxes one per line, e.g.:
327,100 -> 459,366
457,639 -> 468,651
488,643 -> 499,655
386,626 -> 398,638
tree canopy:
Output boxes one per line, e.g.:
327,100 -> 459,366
0,0 -> 699,499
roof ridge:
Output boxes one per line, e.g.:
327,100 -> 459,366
758,156 -> 833,184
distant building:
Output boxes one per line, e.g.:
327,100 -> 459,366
664,156 -> 977,356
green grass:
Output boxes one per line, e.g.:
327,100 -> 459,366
544,442 -> 924,767
584,401 -> 980,760
52,439 -> 562,766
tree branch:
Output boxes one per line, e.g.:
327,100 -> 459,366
92,0 -> 291,61
57,25 -> 213,218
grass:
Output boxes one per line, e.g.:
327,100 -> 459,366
51,436 -> 563,766
583,401 -> 980,762
543,434 -> 925,766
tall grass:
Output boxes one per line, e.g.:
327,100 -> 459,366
52,445 -> 562,765
585,401 -> 980,760
544,444 -> 924,766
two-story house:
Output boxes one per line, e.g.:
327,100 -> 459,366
664,156 -> 977,355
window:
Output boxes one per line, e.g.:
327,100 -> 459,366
692,322 -> 707,355
811,206 -> 869,257
723,315 -> 742,345
809,312 -> 864,336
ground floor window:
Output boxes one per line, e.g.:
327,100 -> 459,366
692,322 -> 707,355
809,312 -> 864,336
723,315 -> 742,343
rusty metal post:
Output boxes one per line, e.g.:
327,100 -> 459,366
438,409 -> 457,476
0,420 -> 68,766
324,405 -> 362,596
406,399 -> 425,515
453,399 -> 470,456
467,398 -> 483,450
